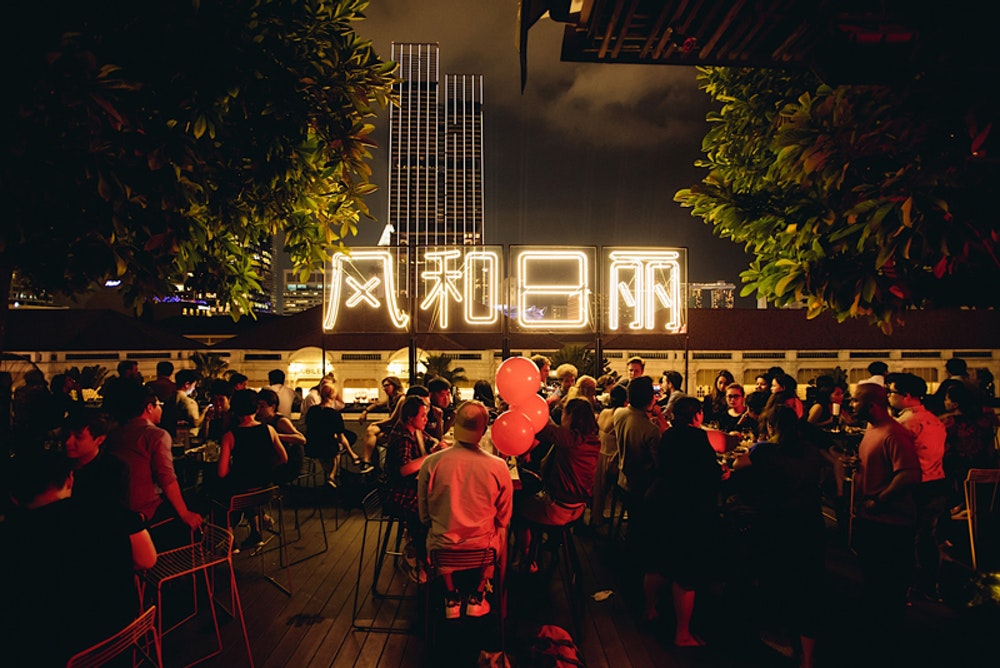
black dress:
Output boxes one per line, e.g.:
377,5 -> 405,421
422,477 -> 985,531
645,425 -> 722,588
744,439 -> 826,637
305,406 -> 347,460
227,423 -> 277,492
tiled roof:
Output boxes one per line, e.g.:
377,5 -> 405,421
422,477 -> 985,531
216,307 -> 1000,352
5,309 -> 205,351
6,307 -> 996,354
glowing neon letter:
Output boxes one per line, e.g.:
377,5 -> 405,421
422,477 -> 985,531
516,250 -> 590,330
323,250 -> 409,331
607,250 -> 682,332
464,250 -> 500,326
420,249 -> 463,329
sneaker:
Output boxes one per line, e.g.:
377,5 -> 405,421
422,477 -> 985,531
465,590 -> 491,617
444,590 -> 462,619
359,462 -> 375,474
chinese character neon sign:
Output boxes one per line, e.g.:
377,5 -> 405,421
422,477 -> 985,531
323,246 -> 686,334
515,249 -> 591,330
607,249 -> 683,331
323,249 -> 409,331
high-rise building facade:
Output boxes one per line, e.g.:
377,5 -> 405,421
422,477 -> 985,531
443,74 -> 484,245
389,43 -> 440,247
282,269 -> 325,315
388,43 -> 485,247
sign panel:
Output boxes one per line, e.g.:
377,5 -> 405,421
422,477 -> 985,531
323,245 -> 687,335
605,247 -> 686,333
508,246 -> 597,332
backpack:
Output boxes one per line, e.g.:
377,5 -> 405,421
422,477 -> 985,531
529,624 -> 585,667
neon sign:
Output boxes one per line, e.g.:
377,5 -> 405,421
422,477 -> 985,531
323,246 -> 687,334
607,249 -> 683,331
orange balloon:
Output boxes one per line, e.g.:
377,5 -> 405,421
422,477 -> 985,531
491,410 -> 535,457
514,393 -> 549,433
495,357 -> 541,406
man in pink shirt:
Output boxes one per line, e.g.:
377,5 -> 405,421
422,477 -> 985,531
850,383 -> 921,655
887,372 -> 948,602
418,401 -> 513,620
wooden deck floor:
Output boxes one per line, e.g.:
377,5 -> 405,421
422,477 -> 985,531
162,487 -> 997,668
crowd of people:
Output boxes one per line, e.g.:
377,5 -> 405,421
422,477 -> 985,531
1,354 -> 997,666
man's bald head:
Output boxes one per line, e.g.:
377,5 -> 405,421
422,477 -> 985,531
851,382 -> 888,423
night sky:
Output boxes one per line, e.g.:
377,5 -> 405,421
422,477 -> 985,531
351,2 -> 755,302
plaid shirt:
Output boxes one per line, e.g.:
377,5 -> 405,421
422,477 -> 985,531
384,421 -> 425,514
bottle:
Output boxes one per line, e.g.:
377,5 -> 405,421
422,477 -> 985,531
175,419 -> 191,451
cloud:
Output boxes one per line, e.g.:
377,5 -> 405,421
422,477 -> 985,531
358,2 -> 712,149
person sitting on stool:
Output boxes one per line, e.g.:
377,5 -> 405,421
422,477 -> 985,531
418,401 -> 513,619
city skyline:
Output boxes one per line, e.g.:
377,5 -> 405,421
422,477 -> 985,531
352,2 -> 754,302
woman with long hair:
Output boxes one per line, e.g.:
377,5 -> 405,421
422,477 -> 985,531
515,398 -> 601,570
305,383 -> 358,486
806,383 -> 847,429
256,388 -> 307,484
472,379 -> 499,422
703,370 -> 735,425
385,395 -> 440,583
361,376 -> 404,423
767,373 -> 804,419
732,406 -> 825,668
216,389 -> 288,548
553,375 -> 600,424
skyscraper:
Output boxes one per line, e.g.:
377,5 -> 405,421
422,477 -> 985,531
388,43 -> 484,247
442,73 -> 484,245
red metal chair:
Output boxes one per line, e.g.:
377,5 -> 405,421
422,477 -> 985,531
65,605 -> 162,668
141,523 -> 253,667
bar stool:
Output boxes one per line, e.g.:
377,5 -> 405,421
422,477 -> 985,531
141,523 -> 253,667
281,456 -> 333,565
65,605 -> 162,668
352,488 -> 419,633
523,518 -> 585,636
425,548 -> 504,653
608,483 -> 630,541
217,486 -> 292,596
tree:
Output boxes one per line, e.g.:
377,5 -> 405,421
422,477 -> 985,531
62,365 -> 110,390
551,344 -> 610,379
2,0 -> 397,351
189,352 -> 229,383
418,353 -> 469,388
675,67 -> 999,332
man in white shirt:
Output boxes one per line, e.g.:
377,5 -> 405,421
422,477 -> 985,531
858,361 -> 889,387
268,368 -> 297,417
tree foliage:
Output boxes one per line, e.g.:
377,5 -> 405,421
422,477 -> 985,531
189,351 -> 229,382
2,0 -> 396,321
418,353 -> 469,387
551,344 -> 610,379
675,67 -> 998,332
